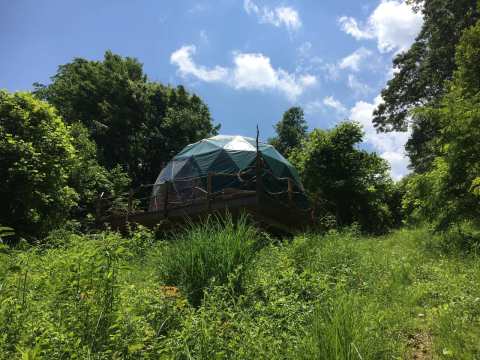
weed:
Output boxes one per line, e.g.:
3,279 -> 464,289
157,214 -> 260,306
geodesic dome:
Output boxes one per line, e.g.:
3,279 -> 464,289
150,135 -> 309,210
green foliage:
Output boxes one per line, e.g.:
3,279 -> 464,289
34,51 -> 218,186
290,121 -> 397,233
0,91 -> 78,238
68,122 -> 131,224
0,226 -> 15,242
157,215 -> 260,306
374,0 -> 479,172
301,295 -> 374,360
1,224 -> 480,358
269,107 -> 308,157
403,20 -> 480,234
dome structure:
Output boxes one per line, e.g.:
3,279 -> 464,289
150,135 -> 308,210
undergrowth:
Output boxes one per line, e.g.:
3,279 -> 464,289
0,219 -> 479,359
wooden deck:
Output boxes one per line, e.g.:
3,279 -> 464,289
98,189 -> 311,234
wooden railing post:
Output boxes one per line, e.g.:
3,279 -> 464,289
287,178 -> 293,205
207,172 -> 213,211
163,181 -> 170,218
255,125 -> 263,203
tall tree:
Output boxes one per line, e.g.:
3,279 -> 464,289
0,90 -> 128,238
373,0 -> 479,172
290,122 -> 396,234
34,51 -> 218,186
403,19 -> 480,229
269,107 -> 307,157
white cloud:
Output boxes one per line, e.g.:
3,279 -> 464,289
244,0 -> 302,31
339,47 -> 372,72
323,96 -> 348,114
347,74 -> 372,97
339,1 -> 423,53
304,96 -> 348,117
297,41 -> 312,59
170,45 -> 316,100
338,17 -> 373,40
322,63 -> 341,81
232,53 -> 316,100
170,45 -> 229,82
316,48 -> 376,85
349,96 -> 410,179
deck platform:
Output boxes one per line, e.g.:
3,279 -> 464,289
98,189 -> 311,234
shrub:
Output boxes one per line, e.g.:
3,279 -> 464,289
0,90 -> 78,239
440,220 -> 480,254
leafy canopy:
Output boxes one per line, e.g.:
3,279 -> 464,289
373,0 -> 479,172
290,121 -> 397,233
34,51 -> 219,186
0,91 -> 78,238
269,107 -> 307,157
403,19 -> 480,230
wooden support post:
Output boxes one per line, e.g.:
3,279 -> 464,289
154,185 -> 158,211
126,189 -> 134,223
287,178 -> 293,205
163,181 -> 169,218
255,125 -> 263,203
207,172 -> 213,211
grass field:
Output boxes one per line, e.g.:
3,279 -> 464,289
1,218 -> 479,359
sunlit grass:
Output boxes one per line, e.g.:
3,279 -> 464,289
0,222 -> 479,358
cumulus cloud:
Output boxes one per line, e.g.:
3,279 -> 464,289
339,47 -> 373,72
170,45 -> 316,100
323,96 -> 348,114
339,0 -> 423,53
338,17 -> 373,40
244,0 -> 301,31
312,47 -> 376,86
349,96 -> 410,179
170,45 -> 229,82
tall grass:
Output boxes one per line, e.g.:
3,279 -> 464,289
301,294 -> 365,360
158,214 -> 260,306
1,225 -> 480,358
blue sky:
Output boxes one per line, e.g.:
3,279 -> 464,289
0,0 -> 423,179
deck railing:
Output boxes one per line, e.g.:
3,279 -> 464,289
95,166 -> 310,226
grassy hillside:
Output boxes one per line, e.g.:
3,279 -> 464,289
1,218 -> 479,359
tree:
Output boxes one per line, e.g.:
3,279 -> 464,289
403,19 -> 480,229
34,51 -> 219,186
0,91 -> 78,238
68,122 -> 130,223
373,0 -> 479,172
269,107 -> 307,156
290,122 -> 397,234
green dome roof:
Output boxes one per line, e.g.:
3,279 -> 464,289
155,135 -> 303,188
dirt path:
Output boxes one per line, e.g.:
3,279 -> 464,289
408,332 -> 433,359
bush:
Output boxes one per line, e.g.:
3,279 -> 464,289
439,221 -> 480,254
158,214 -> 260,306
0,90 -> 78,239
